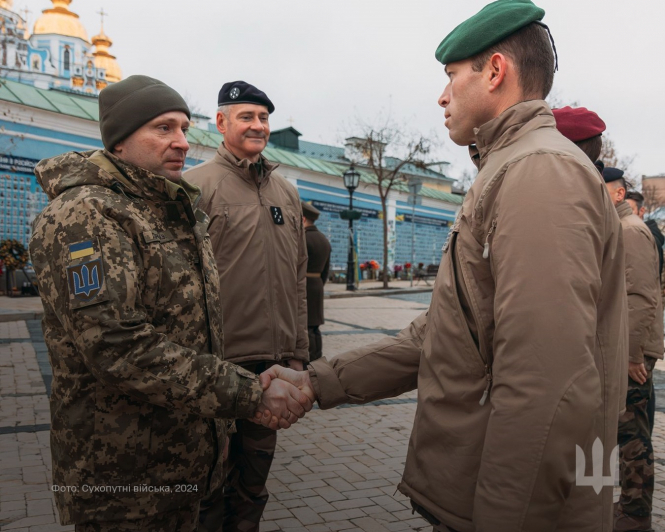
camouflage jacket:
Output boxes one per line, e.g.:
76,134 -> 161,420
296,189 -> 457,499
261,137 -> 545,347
29,150 -> 263,525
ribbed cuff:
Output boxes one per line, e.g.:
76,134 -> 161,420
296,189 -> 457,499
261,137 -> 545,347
309,357 -> 349,409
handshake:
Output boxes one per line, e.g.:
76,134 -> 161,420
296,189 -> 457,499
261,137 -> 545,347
252,365 -> 317,430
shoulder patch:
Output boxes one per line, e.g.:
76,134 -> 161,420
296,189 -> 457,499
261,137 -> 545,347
65,237 -> 110,309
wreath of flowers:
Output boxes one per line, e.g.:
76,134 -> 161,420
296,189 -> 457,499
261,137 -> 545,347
0,239 -> 29,271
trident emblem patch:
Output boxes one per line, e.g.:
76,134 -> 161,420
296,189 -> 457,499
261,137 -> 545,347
67,259 -> 104,302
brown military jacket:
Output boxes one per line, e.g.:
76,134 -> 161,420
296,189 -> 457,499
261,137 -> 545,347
310,101 -> 628,532
305,225 -> 331,326
29,150 -> 262,525
185,144 -> 309,364
616,200 -> 664,363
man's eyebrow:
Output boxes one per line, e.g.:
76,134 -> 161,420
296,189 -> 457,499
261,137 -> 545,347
444,66 -> 451,77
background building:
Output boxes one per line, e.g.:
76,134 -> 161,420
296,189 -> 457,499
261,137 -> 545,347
0,0 -> 121,94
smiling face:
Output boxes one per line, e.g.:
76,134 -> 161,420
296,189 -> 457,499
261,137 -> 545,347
113,111 -> 190,182
438,59 -> 492,146
217,103 -> 270,162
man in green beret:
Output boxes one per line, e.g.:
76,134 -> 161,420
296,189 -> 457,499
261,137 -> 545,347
28,75 -> 312,531
259,1 -> 627,530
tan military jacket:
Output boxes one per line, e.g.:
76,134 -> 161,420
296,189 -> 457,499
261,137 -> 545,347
617,200 -> 664,363
310,101 -> 628,532
185,144 -> 309,364
29,150 -> 262,525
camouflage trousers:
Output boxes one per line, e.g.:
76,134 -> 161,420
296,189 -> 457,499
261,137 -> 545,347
617,356 -> 657,519
74,501 -> 199,531
199,362 -> 277,532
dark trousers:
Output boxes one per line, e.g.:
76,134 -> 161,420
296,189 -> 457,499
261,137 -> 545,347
308,325 -> 322,361
198,418 -> 277,532
76,501 -> 199,532
617,357 -> 656,519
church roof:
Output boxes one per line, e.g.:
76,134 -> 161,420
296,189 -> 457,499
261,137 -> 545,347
33,0 -> 89,43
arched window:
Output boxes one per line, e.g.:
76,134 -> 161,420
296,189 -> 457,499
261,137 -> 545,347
31,55 -> 42,71
63,47 -> 71,71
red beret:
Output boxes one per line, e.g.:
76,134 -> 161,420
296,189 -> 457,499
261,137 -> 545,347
553,106 -> 606,142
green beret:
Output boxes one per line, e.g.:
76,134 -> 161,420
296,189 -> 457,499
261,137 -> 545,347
435,0 -> 545,65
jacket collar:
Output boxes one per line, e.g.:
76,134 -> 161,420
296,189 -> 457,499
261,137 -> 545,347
305,225 -> 319,232
615,200 -> 633,220
470,100 -> 554,169
215,143 -> 278,184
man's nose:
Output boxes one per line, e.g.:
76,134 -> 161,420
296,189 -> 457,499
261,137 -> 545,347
173,129 -> 190,152
438,86 -> 451,108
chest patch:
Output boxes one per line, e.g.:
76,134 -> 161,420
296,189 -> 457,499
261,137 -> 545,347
270,206 -> 284,225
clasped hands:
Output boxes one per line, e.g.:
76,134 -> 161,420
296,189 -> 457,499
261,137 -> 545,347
251,365 -> 316,430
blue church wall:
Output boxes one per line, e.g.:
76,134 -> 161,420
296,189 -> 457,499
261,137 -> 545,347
0,156 -> 48,247
299,180 -> 455,271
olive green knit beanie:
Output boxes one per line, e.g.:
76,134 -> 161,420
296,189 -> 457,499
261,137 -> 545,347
98,75 -> 190,150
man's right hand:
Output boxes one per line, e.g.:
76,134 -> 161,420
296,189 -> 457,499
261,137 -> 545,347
254,366 -> 317,429
254,372 -> 314,430
628,361 -> 648,385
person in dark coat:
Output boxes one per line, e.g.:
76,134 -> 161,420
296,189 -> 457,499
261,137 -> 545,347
302,202 -> 331,361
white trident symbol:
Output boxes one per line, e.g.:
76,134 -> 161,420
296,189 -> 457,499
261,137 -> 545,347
575,437 -> 619,494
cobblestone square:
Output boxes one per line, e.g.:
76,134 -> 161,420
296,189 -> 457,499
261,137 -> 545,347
2,293 -> 665,531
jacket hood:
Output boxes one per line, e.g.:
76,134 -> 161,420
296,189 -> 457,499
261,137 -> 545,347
35,150 -> 201,206
35,150 -> 121,200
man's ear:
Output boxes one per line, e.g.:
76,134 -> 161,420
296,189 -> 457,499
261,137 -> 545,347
113,141 -> 123,157
216,112 -> 227,135
487,52 -> 508,93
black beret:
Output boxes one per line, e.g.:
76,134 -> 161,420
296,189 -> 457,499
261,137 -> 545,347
218,81 -> 275,114
302,201 -> 320,222
602,167 -> 624,184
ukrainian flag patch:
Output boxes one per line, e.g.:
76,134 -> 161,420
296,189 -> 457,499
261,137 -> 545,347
69,240 -> 95,260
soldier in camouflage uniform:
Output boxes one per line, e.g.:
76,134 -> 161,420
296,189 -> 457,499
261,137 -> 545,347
29,75 -> 312,531
603,167 -> 664,532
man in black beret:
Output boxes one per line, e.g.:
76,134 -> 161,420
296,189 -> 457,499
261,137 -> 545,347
28,75 -> 311,531
603,168 -> 663,532
302,202 -> 331,362
185,81 -> 309,532
259,1 -> 627,530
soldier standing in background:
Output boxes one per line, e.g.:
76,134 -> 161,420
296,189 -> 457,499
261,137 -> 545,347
185,81 -> 308,532
302,201 -> 331,362
603,167 -> 664,532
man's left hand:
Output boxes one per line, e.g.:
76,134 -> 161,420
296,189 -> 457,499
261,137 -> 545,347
628,362 -> 648,385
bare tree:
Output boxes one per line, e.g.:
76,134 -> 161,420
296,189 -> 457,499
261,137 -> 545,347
347,117 -> 432,288
598,134 -> 637,186
454,168 -> 476,193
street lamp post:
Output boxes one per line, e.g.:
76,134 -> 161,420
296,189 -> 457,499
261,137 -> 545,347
343,165 -> 360,291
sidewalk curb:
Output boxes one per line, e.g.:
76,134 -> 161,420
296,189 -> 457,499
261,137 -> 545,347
325,286 -> 433,299
0,311 -> 44,323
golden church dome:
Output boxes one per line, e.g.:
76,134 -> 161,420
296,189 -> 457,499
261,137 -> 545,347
33,0 -> 89,43
0,0 -> 14,10
92,29 -> 122,82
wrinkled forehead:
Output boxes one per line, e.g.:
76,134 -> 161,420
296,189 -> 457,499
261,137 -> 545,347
228,103 -> 270,117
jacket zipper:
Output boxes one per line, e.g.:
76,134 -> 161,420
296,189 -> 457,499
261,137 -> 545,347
483,218 -> 498,259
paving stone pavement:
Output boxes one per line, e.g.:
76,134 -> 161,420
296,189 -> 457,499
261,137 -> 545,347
2,294 -> 665,531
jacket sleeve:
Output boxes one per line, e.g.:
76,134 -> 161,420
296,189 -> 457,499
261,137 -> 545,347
294,204 -> 310,362
623,226 -> 659,364
309,311 -> 426,407
34,192 -> 263,420
473,155 -> 608,531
